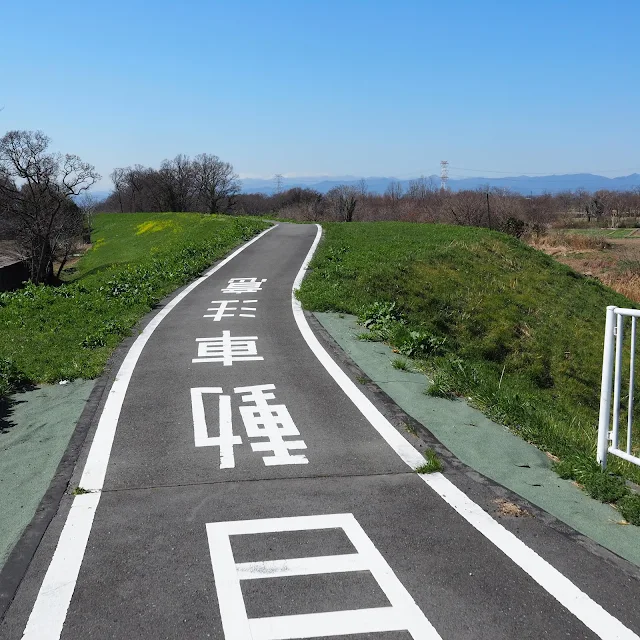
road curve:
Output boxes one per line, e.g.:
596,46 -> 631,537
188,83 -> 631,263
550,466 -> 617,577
1,222 -> 640,640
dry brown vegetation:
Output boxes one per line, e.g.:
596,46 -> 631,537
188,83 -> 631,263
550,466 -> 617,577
530,232 -> 612,252
529,232 -> 640,304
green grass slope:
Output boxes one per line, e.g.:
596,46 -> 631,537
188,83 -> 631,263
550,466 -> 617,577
0,213 -> 269,392
297,222 -> 640,519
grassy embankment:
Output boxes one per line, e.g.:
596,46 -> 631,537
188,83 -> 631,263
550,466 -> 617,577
297,222 -> 640,523
0,212 -> 269,395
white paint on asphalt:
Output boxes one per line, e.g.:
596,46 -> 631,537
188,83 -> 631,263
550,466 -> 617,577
191,387 -> 241,469
421,472 -> 639,639
239,300 -> 258,317
204,299 -> 240,321
206,513 -> 441,640
205,299 -> 258,321
250,608 -> 421,640
292,223 -> 640,640
221,277 -> 266,294
20,224 -> 277,640
21,493 -> 100,640
193,331 -> 263,366
236,384 -> 308,466
190,384 -> 308,468
20,222 -> 640,640
235,553 -> 367,579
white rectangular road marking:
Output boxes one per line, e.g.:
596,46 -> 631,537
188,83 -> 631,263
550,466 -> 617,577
250,608 -> 407,640
206,513 -> 441,640
191,388 -> 241,469
235,553 -> 367,580
291,224 -> 639,640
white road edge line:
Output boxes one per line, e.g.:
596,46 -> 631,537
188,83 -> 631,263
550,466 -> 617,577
291,223 -> 638,640
20,224 -> 277,640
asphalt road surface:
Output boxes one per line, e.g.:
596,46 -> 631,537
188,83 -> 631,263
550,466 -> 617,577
2,223 -> 640,640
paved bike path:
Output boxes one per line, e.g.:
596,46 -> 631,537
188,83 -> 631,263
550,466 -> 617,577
2,223 -> 640,639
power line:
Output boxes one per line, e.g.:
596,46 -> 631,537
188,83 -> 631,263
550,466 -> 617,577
447,173 -> 640,184
449,165 -> 640,176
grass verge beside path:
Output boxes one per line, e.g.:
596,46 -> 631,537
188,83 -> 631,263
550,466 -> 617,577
297,222 -> 640,523
0,213 -> 269,393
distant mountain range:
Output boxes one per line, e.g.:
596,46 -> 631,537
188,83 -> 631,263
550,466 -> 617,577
87,173 -> 640,201
79,190 -> 111,203
241,173 -> 640,196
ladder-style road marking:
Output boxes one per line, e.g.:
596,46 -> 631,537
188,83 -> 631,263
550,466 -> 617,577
206,513 -> 442,640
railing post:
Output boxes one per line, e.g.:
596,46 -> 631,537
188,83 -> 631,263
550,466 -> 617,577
611,313 -> 625,450
597,306 -> 617,468
627,317 -> 637,454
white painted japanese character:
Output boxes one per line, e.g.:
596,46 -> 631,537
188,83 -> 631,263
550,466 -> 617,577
221,277 -> 266,294
204,300 -> 258,321
192,331 -> 263,366
190,388 -> 241,469
238,300 -> 258,317
234,384 -> 308,466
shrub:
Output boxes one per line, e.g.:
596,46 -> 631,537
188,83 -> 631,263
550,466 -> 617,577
359,301 -> 403,336
398,330 -> 447,358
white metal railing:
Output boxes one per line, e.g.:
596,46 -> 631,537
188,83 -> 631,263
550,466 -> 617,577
597,305 -> 640,469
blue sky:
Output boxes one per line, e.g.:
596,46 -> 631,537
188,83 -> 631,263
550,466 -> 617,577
2,0 -> 639,189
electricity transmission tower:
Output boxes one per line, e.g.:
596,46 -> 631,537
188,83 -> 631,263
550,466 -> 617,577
274,174 -> 283,194
440,161 -> 449,191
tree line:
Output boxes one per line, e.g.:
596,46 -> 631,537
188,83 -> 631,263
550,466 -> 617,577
103,154 -> 240,214
0,132 -> 242,285
231,178 -> 640,233
94,151 -> 640,233
3,127 -> 640,287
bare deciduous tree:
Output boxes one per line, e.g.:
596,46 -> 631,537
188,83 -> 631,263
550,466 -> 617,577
110,167 -> 126,213
0,130 -> 99,283
356,178 -> 368,197
157,154 -> 196,212
193,153 -> 240,214
385,180 -> 403,202
326,185 -> 358,222
406,176 -> 436,200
